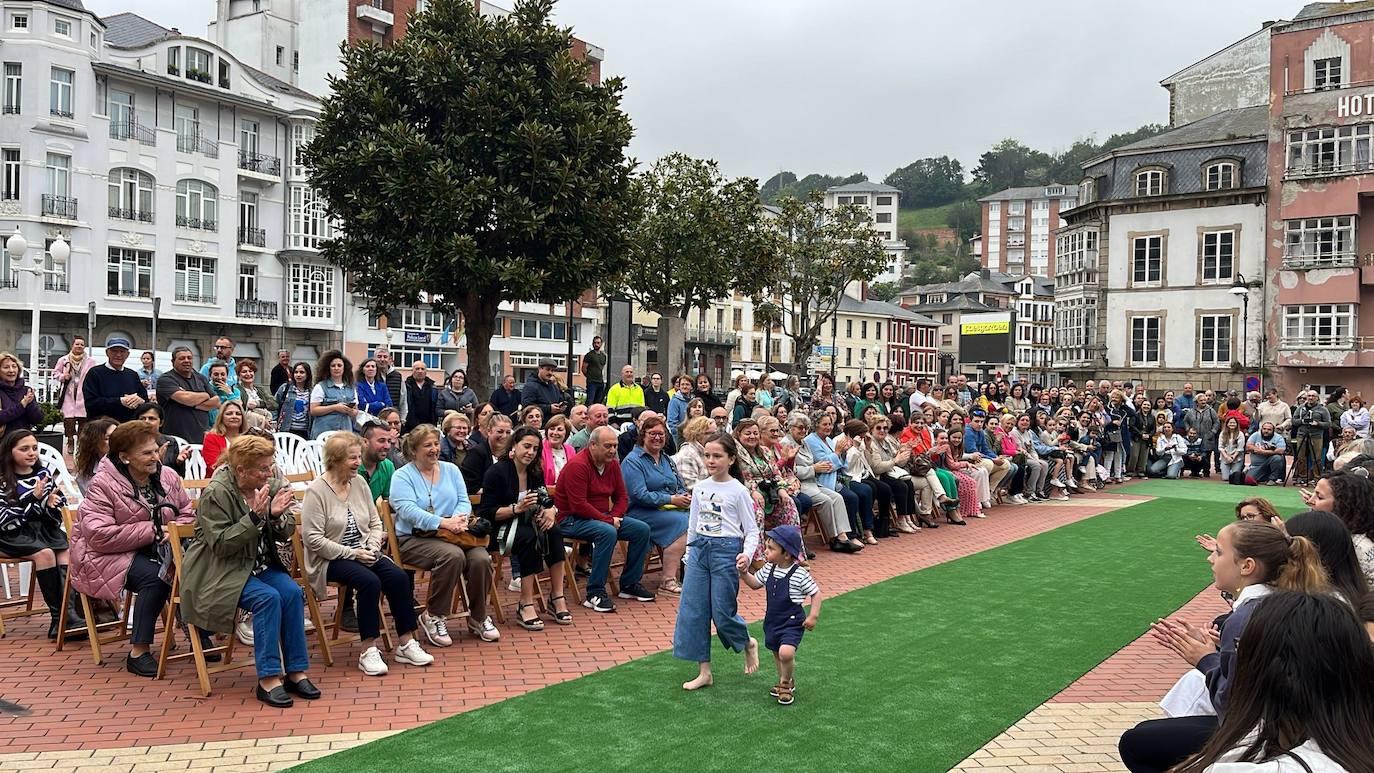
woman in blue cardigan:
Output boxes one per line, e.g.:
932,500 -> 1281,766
620,415 -> 689,595
355,358 -> 393,417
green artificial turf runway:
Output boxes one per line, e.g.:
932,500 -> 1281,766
1115,478 -> 1307,510
292,492 -> 1239,773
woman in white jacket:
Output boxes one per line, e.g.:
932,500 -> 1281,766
1338,395 -> 1370,439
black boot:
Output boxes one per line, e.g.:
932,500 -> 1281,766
35,566 -> 65,640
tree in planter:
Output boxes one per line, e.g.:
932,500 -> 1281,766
303,0 -> 637,398
613,153 -> 776,376
767,191 -> 890,377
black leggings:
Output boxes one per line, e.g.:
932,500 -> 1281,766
1118,715 -> 1217,772
325,556 -> 417,641
883,476 -> 916,516
510,521 -> 566,579
125,552 -> 172,646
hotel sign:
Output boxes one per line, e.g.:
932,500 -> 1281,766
1337,93 -> 1374,118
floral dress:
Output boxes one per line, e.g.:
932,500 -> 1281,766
934,448 -> 981,519
739,446 -> 800,562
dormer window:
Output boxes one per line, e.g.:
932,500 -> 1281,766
167,46 -> 180,76
1045,185 -> 1065,196
1134,168 -> 1166,197
1079,178 -> 1095,203
1314,57 -> 1343,91
1204,160 -> 1238,191
187,48 -> 212,84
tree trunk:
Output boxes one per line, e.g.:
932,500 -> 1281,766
656,309 -> 687,377
459,291 -> 504,400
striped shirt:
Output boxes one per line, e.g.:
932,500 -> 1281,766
754,562 -> 820,604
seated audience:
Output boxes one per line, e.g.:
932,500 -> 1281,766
236,361 -> 278,428
440,412 -> 472,466
1284,510 -> 1370,604
1302,469 -> 1374,583
616,415 -> 687,596
73,418 -> 117,494
133,402 -> 192,477
301,433 -> 431,676
70,421 -> 196,676
0,429 -> 78,638
460,413 -> 512,493
540,414 -> 575,484
800,411 -> 866,550
201,400 -> 247,470
672,416 -> 714,490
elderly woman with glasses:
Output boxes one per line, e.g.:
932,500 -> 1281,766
734,417 -> 802,564
867,414 -> 940,531
620,415 -> 690,595
788,411 -> 863,553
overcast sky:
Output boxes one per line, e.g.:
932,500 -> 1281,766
86,0 -> 1298,181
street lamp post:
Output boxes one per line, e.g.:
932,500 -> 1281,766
870,343 -> 882,383
693,347 -> 701,377
5,227 -> 70,380
859,347 -> 867,385
1229,274 -> 1250,368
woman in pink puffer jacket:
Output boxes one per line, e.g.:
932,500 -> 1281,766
70,422 -> 195,677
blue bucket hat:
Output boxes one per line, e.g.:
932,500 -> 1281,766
765,524 -> 804,563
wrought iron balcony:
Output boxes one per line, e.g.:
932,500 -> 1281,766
238,226 -> 267,247
1280,252 -> 1360,270
109,118 -> 156,146
176,132 -> 219,158
50,107 -> 74,119
41,194 -> 77,219
238,150 -> 281,176
175,290 -> 216,304
176,215 -> 217,231
2,104 -> 19,115
109,206 -> 154,223
236,297 -> 279,319
113,287 -> 151,299
44,274 -> 68,292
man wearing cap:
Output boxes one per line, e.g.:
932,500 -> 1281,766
82,335 -> 148,422
521,358 -> 567,419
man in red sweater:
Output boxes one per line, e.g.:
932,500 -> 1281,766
555,426 -> 653,612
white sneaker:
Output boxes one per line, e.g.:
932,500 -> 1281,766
419,612 -> 453,647
1010,494 -> 1028,505
303,617 -> 315,634
235,617 -> 254,646
358,646 -> 389,676
394,638 -> 434,666
1050,479 -> 1066,489
507,576 -> 522,593
468,615 -> 501,642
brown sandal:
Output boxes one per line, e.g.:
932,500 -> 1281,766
776,683 -> 794,705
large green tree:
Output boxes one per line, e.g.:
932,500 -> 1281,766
971,139 -> 1053,196
614,153 -> 775,375
768,191 -> 890,375
883,156 -> 964,208
302,0 -> 636,397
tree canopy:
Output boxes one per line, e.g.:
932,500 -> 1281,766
884,156 -> 964,208
302,0 -> 636,397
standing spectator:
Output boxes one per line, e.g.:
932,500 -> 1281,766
274,362 -> 313,439
354,358 -> 393,418
667,374 -> 693,442
389,425 -> 499,644
569,404 -> 608,452
1240,390 -> 1262,430
83,336 -> 147,423
205,362 -> 241,426
1256,389 -> 1292,434
53,336 -> 95,454
0,351 -> 41,433
1341,394 -> 1370,439
693,374 -> 723,414
1182,393 -> 1220,476
373,347 -> 405,420
605,365 -> 645,412
1293,392 -> 1331,485
1172,382 -> 1196,429
435,369 -> 477,419
522,359 -> 569,419
643,372 -> 669,414
489,373 -> 522,422
730,383 -> 758,427
553,426 -> 654,613
401,361 -> 438,434
1246,422 -> 1287,485
723,374 -> 751,420
309,351 -> 358,439
136,351 -> 160,395
156,347 -> 218,444
1126,394 -> 1153,478
1326,387 -> 1349,430
199,336 -> 238,388
237,361 -> 277,428
581,336 -> 608,407
269,349 -> 292,396
1218,395 -> 1251,435
69,421 -> 196,676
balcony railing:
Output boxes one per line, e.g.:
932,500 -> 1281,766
0,275 -> 18,289
684,325 -> 738,346
45,274 -> 68,292
2,104 -> 19,115
176,132 -> 219,158
109,118 -> 157,146
1278,335 -> 1374,350
109,206 -> 154,223
287,302 -> 334,321
237,226 -> 267,247
1285,159 -> 1374,180
50,106 -> 74,119
236,297 -> 278,319
41,194 -> 77,219
1281,252 -> 1357,270
237,150 -> 281,176
175,290 -> 216,304
112,287 -> 151,299
176,215 -> 217,231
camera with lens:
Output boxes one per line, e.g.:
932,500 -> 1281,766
533,486 -> 556,510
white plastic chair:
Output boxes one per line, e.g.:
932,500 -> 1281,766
37,443 -> 81,504
184,445 -> 207,481
315,430 -> 343,446
274,432 -> 306,475
294,440 -> 324,478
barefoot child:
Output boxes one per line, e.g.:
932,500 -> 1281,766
741,524 -> 822,705
673,432 -> 760,690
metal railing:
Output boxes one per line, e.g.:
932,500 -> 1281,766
49,106 -> 74,119
113,287 -> 151,299
238,226 -> 267,247
176,215 -> 217,231
1281,252 -> 1358,270
109,118 -> 156,146
236,298 -> 279,319
41,194 -> 77,219
237,150 -> 281,176
176,132 -> 219,158
1285,159 -> 1374,180
1278,335 -> 1373,350
2,104 -> 19,115
109,206 -> 154,223
684,325 -> 738,346
44,274 -> 67,292
0,275 -> 18,289
175,290 -> 216,304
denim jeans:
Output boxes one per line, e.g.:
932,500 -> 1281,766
239,568 -> 310,679
792,491 -> 812,517
672,536 -> 748,663
558,516 -> 650,598
325,556 -> 417,641
846,481 -> 875,530
1220,458 -> 1245,480
836,484 -> 861,535
1149,457 -> 1183,479
1248,454 -> 1286,483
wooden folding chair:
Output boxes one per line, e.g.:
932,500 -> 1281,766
376,498 -> 482,627
289,516 -> 390,666
55,507 -> 145,662
800,504 -> 829,543
157,521 -> 253,697
0,557 -> 43,638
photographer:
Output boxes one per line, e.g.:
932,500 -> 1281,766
476,427 -> 571,632
1292,392 -> 1331,486
70,421 -> 197,674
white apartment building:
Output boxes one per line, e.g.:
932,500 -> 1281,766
823,181 -> 908,284
0,2 -> 342,372
979,185 -> 1078,277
